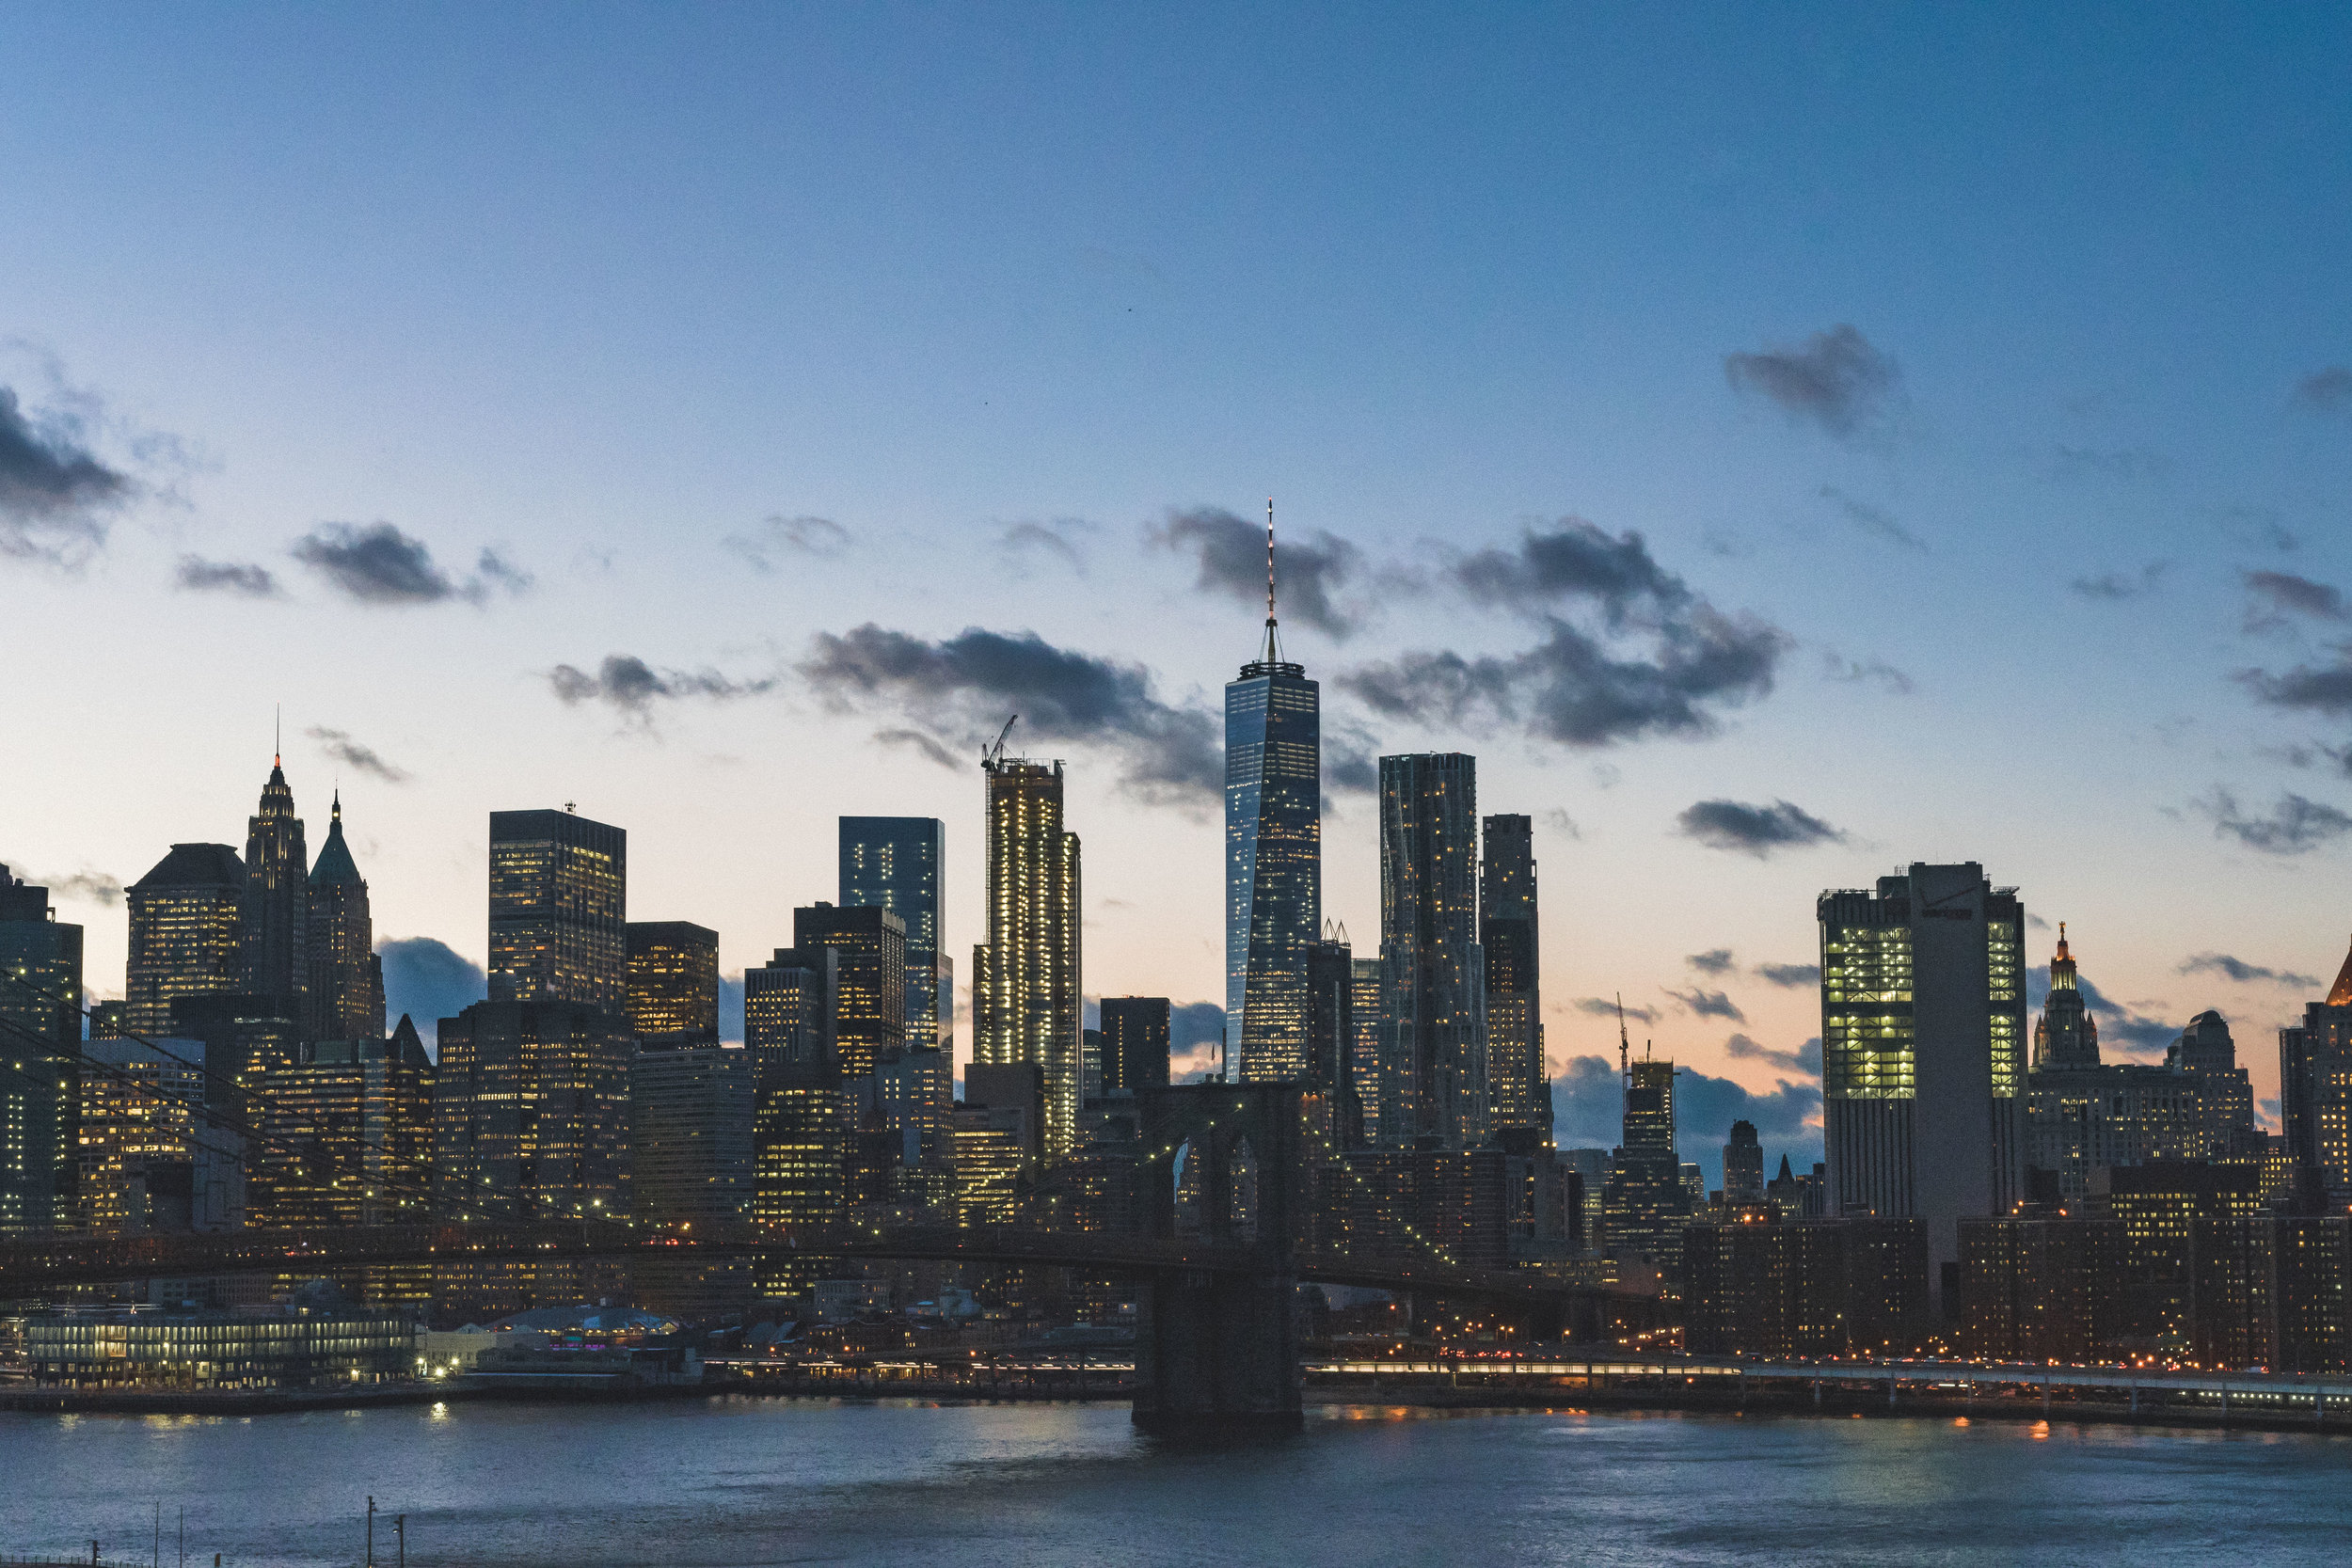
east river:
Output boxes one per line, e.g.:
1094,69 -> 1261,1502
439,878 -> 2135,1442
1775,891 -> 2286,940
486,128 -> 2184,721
4,1398 -> 2349,1566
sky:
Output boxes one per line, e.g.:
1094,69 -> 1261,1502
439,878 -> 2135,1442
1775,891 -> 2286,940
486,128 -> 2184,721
6,3 -> 2352,1185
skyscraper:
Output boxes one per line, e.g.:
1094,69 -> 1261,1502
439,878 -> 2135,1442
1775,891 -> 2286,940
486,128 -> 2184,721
304,793 -> 384,1045
2280,939 -> 2352,1206
0,866 -> 81,1233
240,757 -> 309,1016
972,751 -> 1082,1160
1098,996 -> 1172,1093
1349,957 -> 1383,1143
1376,753 -> 1487,1148
839,817 -> 950,1052
2031,924 -> 2098,1069
1820,862 -> 2026,1308
793,904 -> 906,1083
628,1040 -> 755,1315
125,844 -> 246,1037
1226,510 -> 1321,1085
745,945 -> 848,1264
1305,934 -> 1363,1147
487,808 -> 626,1013
1481,814 -> 1548,1141
626,921 -> 720,1047
1601,1052 -> 1688,1278
1723,1119 -> 1764,1204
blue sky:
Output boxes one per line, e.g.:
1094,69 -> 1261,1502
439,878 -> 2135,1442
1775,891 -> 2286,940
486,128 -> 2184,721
7,4 -> 2352,1183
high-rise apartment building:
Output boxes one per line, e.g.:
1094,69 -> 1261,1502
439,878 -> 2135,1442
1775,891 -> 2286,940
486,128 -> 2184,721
0,866 -> 81,1232
240,759 -> 309,1016
2031,924 -> 2098,1069
1305,935 -> 1363,1147
839,817 -> 950,1053
1349,958 -> 1383,1143
1819,862 -> 2026,1308
745,945 -> 847,1255
2280,940 -> 2352,1206
1376,753 -> 1487,1148
793,904 -> 905,1082
972,753 -> 1082,1160
303,794 -> 384,1045
626,921 -> 720,1046
1225,536 -> 1321,1085
1098,996 -> 1171,1094
1481,814 -> 1547,1141
125,844 -> 246,1038
487,809 -> 627,1013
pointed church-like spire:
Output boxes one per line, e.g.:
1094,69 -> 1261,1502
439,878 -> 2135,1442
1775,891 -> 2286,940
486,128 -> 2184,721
2328,933 -> 2352,1007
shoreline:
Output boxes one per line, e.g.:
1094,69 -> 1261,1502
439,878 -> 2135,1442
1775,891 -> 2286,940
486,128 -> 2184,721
7,1376 -> 2351,1437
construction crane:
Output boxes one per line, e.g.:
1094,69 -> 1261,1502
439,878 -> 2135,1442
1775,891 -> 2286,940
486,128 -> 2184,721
980,714 -> 1018,770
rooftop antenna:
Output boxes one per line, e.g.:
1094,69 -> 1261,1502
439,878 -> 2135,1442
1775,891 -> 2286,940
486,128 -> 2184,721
274,704 -> 281,769
1616,992 -> 1630,1082
1260,497 -> 1282,664
981,714 -> 1019,770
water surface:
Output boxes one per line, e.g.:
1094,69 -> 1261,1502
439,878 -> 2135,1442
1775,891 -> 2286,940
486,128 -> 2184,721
3,1397 -> 2344,1566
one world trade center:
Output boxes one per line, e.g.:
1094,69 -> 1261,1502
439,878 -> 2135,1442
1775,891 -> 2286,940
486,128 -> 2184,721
1227,502 -> 1321,1083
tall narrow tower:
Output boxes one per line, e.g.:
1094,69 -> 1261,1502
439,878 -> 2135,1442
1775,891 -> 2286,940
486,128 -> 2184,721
241,753 -> 309,1015
1376,752 -> 1487,1148
1481,813 -> 1548,1139
2030,923 -> 2099,1069
1227,499 -> 1322,1085
305,792 -> 385,1043
972,738 -> 1082,1160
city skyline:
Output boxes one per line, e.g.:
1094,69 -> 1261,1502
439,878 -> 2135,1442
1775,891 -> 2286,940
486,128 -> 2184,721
10,7 -> 2352,1191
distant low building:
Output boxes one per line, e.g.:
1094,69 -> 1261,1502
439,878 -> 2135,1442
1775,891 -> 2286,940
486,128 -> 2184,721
17,1305 -> 414,1390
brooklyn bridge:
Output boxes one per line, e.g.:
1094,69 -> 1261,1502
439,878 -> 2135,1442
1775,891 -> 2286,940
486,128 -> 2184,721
0,1085 -> 1635,1432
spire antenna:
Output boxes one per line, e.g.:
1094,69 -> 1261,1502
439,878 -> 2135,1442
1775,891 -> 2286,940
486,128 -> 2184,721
274,703 -> 281,769
1266,497 -> 1277,624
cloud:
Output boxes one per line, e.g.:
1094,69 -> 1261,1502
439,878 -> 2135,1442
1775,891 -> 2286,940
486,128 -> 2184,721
1754,961 -> 1821,989
2236,657 -> 2352,716
873,727 -> 961,770
1324,723 -> 1380,799
2072,976 -> 2178,1055
726,515 -> 850,569
1344,520 -> 1788,747
305,726 -> 410,784
1686,949 -> 1735,975
2296,368 -> 2352,412
2196,789 -> 2352,855
291,523 -> 528,606
2178,953 -> 2322,989
1168,1001 -> 1229,1081
1573,997 -> 1659,1024
376,937 -> 486,1045
1676,798 -> 1847,857
1154,505 -> 1362,637
2071,563 -> 2168,601
2,864 -> 122,906
1724,1032 -> 1822,1076
1723,324 -> 1899,439
0,384 -> 132,569
1541,807 -> 1581,838
548,654 -> 777,726
798,623 -> 1218,805
2244,569 -> 2348,633
1668,987 -> 1748,1023
720,973 -> 744,1044
1818,486 -> 1924,551
173,555 -> 279,597
998,519 -> 1092,577
1821,651 -> 1913,694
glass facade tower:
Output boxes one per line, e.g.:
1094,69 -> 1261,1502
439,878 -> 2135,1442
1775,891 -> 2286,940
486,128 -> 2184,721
1481,814 -> 1548,1140
487,809 -> 627,1014
1376,753 -> 1488,1148
839,817 -> 949,1053
625,921 -> 721,1046
1225,584 -> 1321,1085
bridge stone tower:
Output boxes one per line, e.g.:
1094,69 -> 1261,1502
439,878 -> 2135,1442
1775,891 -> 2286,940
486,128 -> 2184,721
1132,1082 -> 1304,1433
